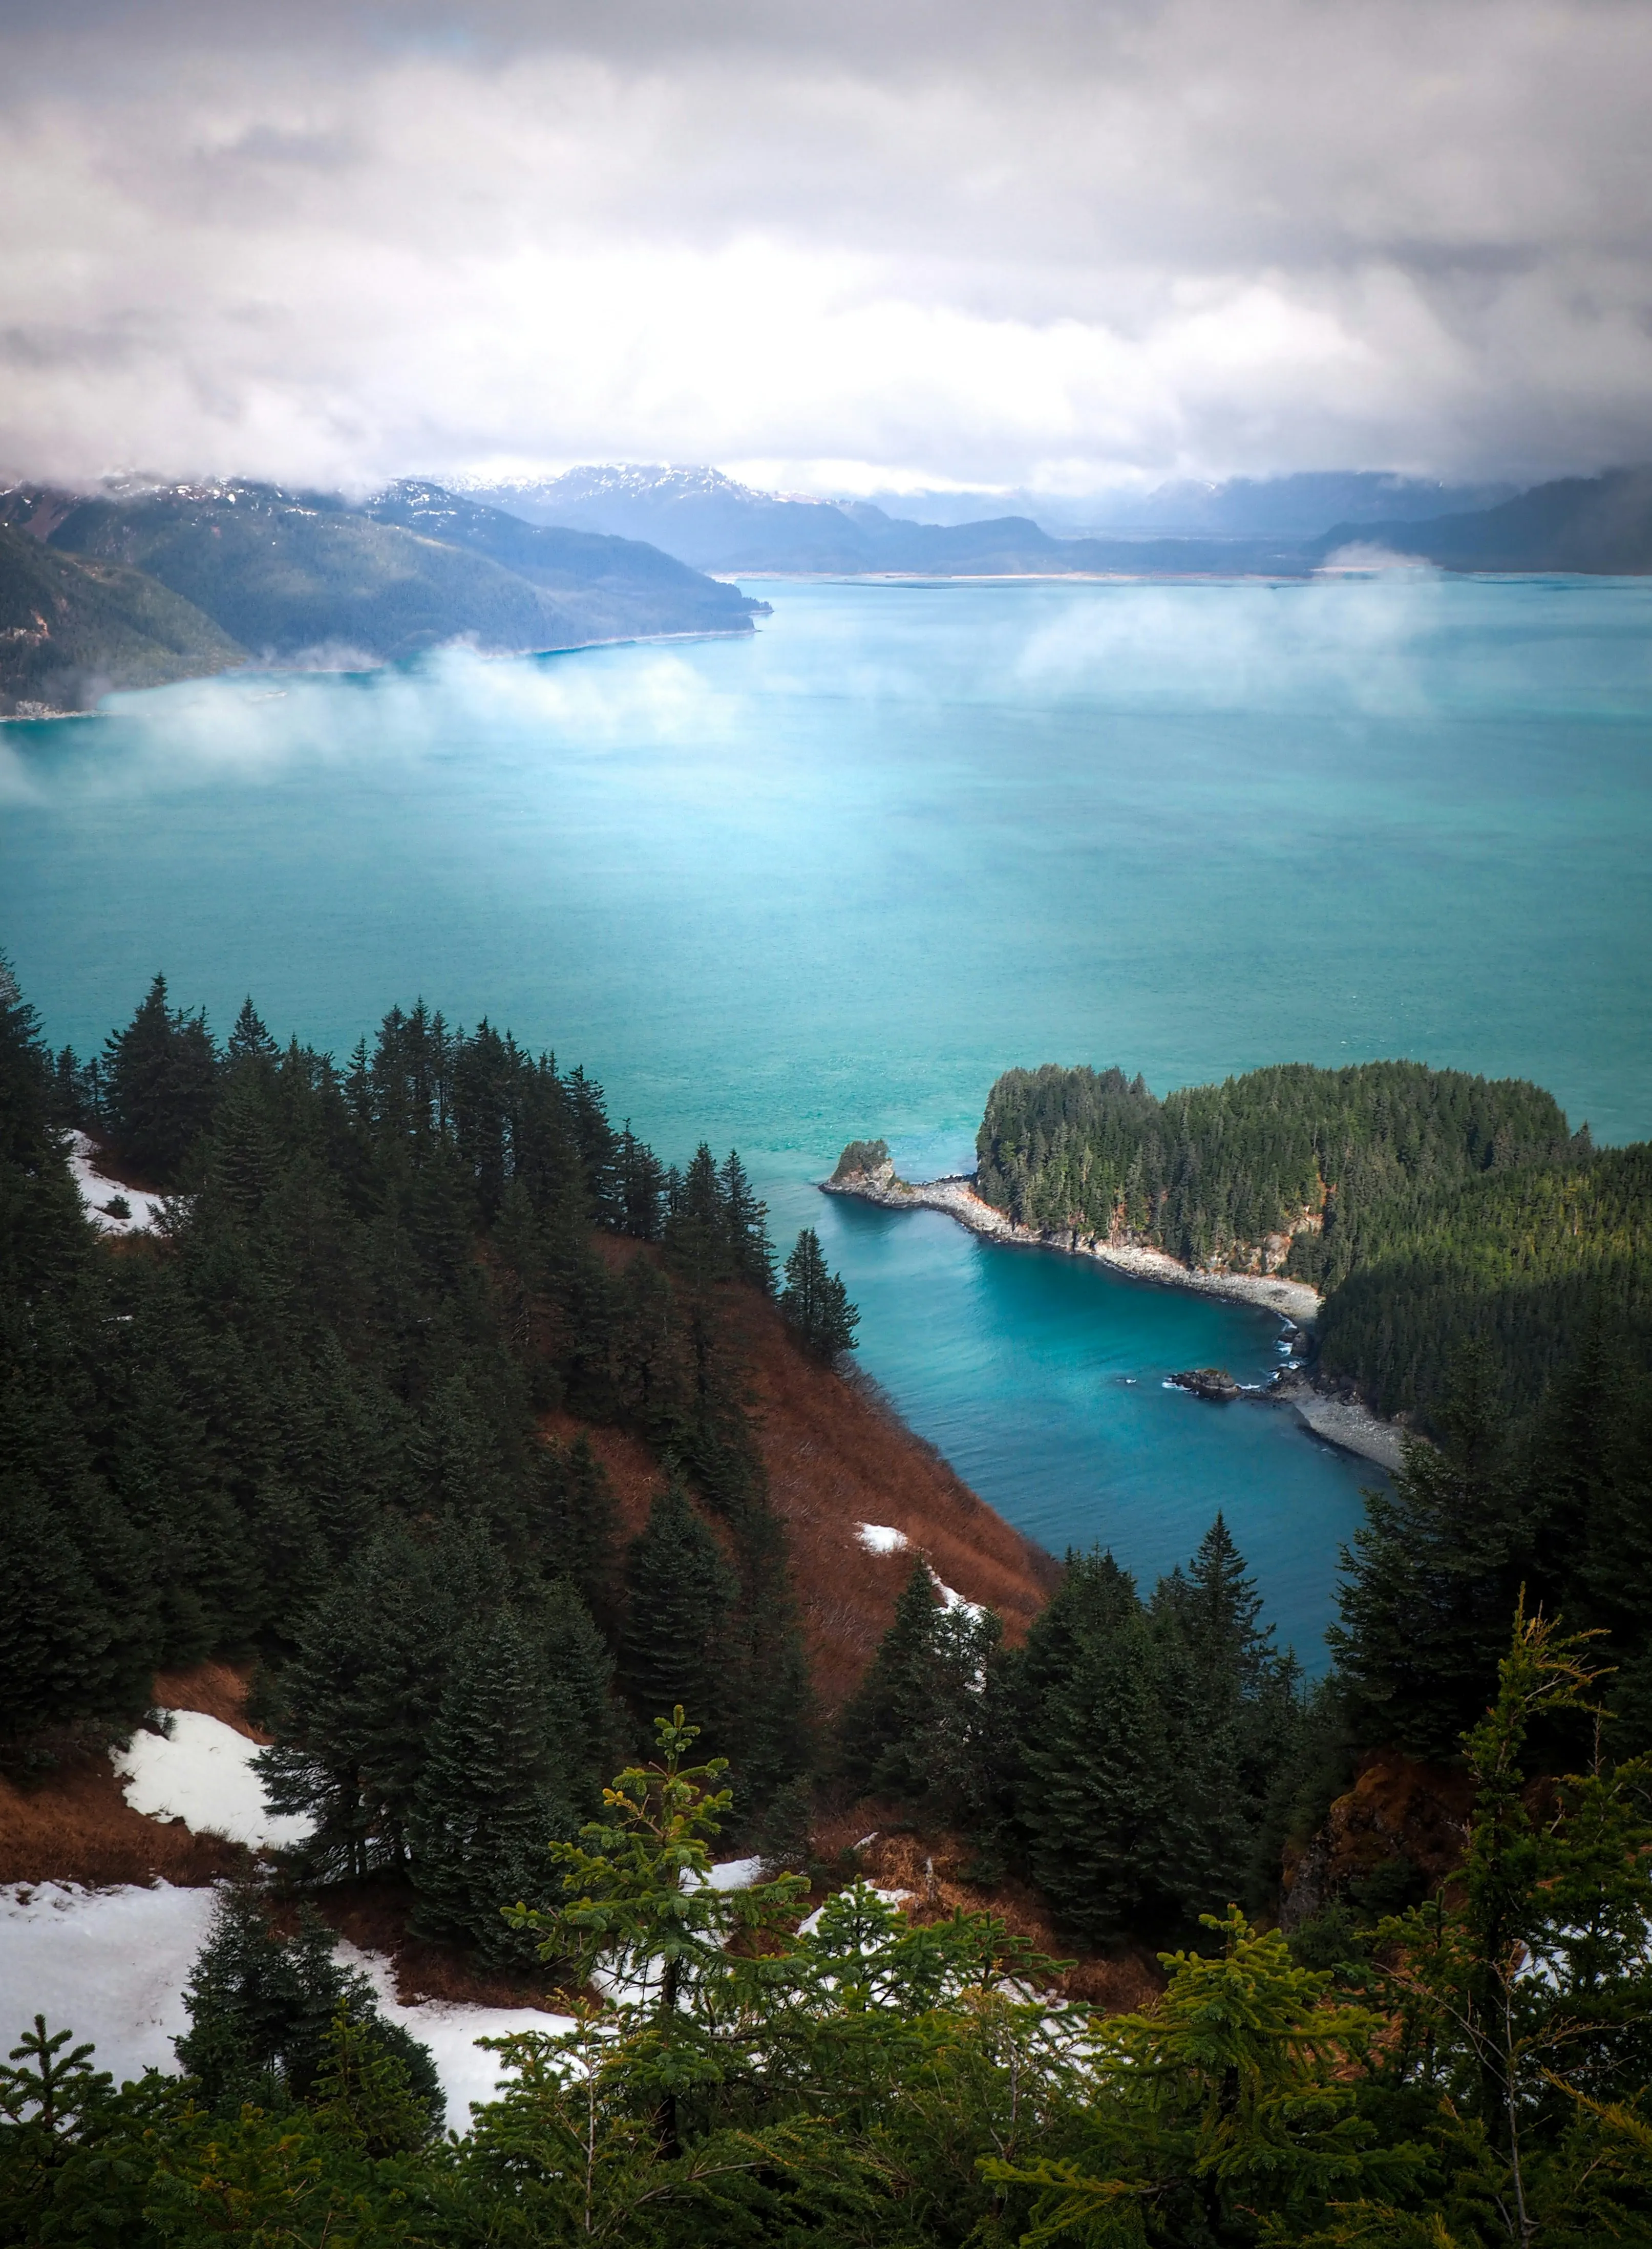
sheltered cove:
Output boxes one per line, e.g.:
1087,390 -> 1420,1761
820,1155 -> 1407,1473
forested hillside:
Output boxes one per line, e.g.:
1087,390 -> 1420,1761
0,479 -> 764,709
0,525 -> 241,717
9,971 -> 1652,2240
1,961 -> 817,1877
973,1058 -> 1652,1428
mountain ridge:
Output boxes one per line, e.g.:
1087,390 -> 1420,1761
0,477 -> 766,714
470,460 -> 1652,578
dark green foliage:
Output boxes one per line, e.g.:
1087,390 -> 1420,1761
1316,1137 -> 1652,1423
1331,1354 -> 1530,1759
0,954 -> 817,1942
8,1648 -> 1652,2249
837,1556 -> 1010,1831
408,1605 -> 582,1959
173,1887 -> 441,2133
617,1480 -> 739,1743
1014,1524 -> 1304,1945
830,1136 -> 891,1180
663,1141 -> 775,1290
976,1055 -> 1651,1443
779,1225 -> 859,1358
100,972 -> 220,1184
979,1058 -> 1576,1286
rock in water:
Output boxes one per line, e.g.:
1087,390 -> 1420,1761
1170,1366 -> 1241,1401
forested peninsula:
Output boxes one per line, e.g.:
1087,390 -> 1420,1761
8,991 -> 1652,2243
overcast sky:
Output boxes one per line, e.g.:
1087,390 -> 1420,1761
3,0 -> 1649,494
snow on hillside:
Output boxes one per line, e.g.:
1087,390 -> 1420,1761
65,1131 -> 169,1236
857,1522 -> 909,1555
0,1882 -> 575,2133
111,1712 -> 312,1852
0,1882 -> 217,2083
855,1523 -> 983,1617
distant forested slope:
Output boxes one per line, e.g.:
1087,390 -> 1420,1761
0,524 -> 241,715
0,480 -> 764,710
974,1059 -> 1649,1427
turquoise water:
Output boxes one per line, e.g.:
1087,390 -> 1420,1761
5,572 -> 1651,1657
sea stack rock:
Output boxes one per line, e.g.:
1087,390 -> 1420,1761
1170,1366 -> 1242,1402
830,1137 -> 897,1192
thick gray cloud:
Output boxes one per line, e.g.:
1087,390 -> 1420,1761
1,0 -> 1648,491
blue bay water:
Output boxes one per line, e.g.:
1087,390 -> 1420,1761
5,572 -> 1650,1658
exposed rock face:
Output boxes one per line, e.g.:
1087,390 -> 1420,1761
821,1146 -> 1322,1320
1169,1367 -> 1242,1401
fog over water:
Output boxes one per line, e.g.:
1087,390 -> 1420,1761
6,571 -> 1650,1652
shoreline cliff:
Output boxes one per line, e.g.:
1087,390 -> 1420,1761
820,1155 -> 1407,1473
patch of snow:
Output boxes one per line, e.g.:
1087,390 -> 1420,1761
690,1856 -> 766,1893
111,1712 -> 312,1852
929,1570 -> 986,1622
0,1881 -> 218,2084
796,1887 -> 912,1938
0,1882 -> 573,2137
333,1941 -> 574,2133
64,1132 -> 170,1237
857,1523 -> 909,1555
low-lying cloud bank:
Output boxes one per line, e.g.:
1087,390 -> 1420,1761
2,0 -> 1650,493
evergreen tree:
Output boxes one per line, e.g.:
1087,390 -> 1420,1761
838,1556 -> 942,1792
536,1575 -> 622,1811
408,1606 -> 575,1960
100,973 -> 219,1183
1330,1352 -> 1531,1757
259,1522 -> 505,1877
1151,1515 -> 1301,1919
174,1888 -> 440,2130
1019,1588 -> 1173,1944
717,1150 -> 774,1291
616,1479 -> 738,1743
779,1227 -> 858,1359
664,1141 -> 728,1288
224,997 -> 279,1069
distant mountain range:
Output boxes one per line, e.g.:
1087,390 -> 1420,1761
470,463 -> 1652,579
817,472 -> 1520,541
7,463 -> 1649,717
0,479 -> 765,716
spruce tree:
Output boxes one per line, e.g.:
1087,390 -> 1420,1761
1020,1595 -> 1172,1944
408,1607 -> 573,1959
1330,1352 -> 1531,1757
175,1889 -> 440,2129
537,1575 -> 622,1811
616,1479 -> 738,1742
718,1150 -> 774,1291
779,1227 -> 858,1359
838,1556 -> 942,1793
101,973 -> 219,1183
224,997 -> 279,1069
260,1522 -> 504,1877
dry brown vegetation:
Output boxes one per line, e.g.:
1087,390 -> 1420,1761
0,1661 -> 260,1890
550,1260 -> 1058,1712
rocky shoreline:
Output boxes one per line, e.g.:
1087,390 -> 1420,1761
820,1158 -> 1408,1473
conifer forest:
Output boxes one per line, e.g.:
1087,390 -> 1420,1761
5,959 -> 1652,2245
